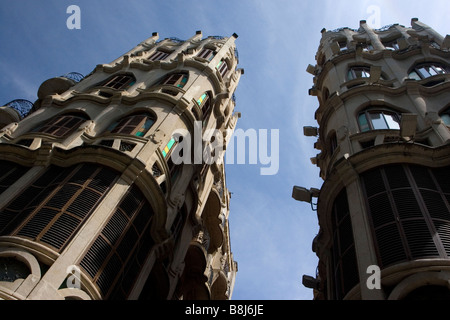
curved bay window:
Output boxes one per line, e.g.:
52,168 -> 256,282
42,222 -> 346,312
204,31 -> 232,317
408,63 -> 449,80
107,113 -> 155,137
358,109 -> 401,132
362,164 -> 450,268
330,188 -> 359,299
33,113 -> 88,137
0,163 -> 119,252
79,184 -> 155,298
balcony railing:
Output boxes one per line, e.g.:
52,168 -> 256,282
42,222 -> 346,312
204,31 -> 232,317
61,72 -> 84,82
4,99 -> 34,118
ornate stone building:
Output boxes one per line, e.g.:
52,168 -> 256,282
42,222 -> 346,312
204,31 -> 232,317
295,19 -> 450,299
0,31 -> 242,300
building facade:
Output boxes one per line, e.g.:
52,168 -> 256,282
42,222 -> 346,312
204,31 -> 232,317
0,31 -> 242,300
296,19 -> 450,299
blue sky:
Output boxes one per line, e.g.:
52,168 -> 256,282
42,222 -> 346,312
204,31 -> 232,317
1,0 -> 450,300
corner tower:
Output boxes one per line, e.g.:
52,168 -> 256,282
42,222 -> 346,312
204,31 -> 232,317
0,31 -> 242,300
295,19 -> 450,299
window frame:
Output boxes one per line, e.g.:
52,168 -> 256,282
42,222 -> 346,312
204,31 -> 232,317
101,74 -> 136,90
34,113 -> 88,137
197,48 -> 216,61
216,60 -> 229,78
347,66 -> 371,81
197,92 -> 212,117
358,109 -> 401,132
107,113 -> 156,137
409,63 -> 449,80
383,39 -> 400,51
161,72 -> 189,88
148,50 -> 169,61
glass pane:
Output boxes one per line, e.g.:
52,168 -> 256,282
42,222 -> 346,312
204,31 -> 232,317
347,70 -> 355,81
409,71 -> 421,80
418,67 -> 432,78
197,93 -> 208,106
428,66 -> 438,76
384,113 -> 400,129
350,67 -> 370,79
434,66 -> 446,74
178,75 -> 188,88
358,113 -> 370,132
370,112 -> 388,130
441,113 -> 450,126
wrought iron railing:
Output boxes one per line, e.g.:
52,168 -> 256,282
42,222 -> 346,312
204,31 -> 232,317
61,72 -> 84,82
4,99 -> 34,118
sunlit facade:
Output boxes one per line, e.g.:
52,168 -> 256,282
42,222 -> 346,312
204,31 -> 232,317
0,31 -> 242,300
297,18 -> 450,299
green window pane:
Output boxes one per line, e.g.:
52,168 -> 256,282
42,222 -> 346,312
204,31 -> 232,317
358,113 -> 370,132
441,113 -> 450,126
197,93 -> 207,106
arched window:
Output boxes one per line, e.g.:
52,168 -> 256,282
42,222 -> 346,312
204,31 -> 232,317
107,113 -> 155,137
34,113 -> 88,137
409,63 -> 449,80
160,72 -> 188,88
99,73 -> 136,90
358,109 -> 401,132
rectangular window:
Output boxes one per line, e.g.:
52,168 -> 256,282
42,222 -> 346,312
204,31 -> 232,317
348,67 -> 370,81
217,60 -> 228,78
197,48 -> 215,61
104,75 -> 135,90
149,51 -> 169,61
